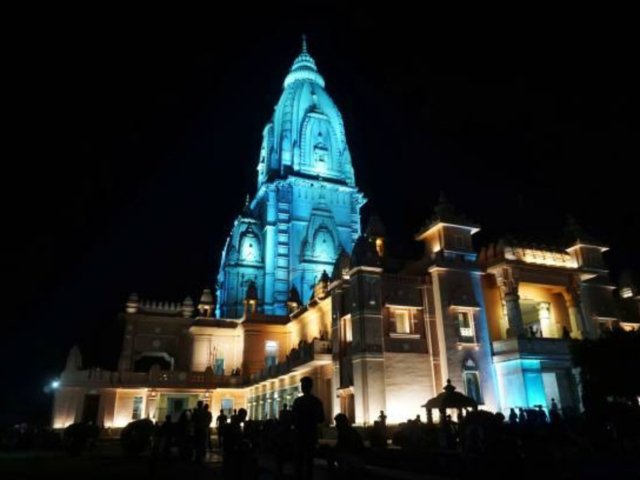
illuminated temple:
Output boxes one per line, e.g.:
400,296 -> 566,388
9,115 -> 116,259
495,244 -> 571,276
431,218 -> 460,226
53,39 -> 640,429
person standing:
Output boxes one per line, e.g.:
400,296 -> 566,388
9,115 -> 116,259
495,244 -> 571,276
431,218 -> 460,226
203,403 -> 213,452
216,409 -> 228,449
222,408 -> 249,478
193,401 -> 208,463
292,376 -> 325,480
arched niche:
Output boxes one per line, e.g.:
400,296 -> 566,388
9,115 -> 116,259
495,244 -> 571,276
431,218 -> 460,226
238,225 -> 262,264
300,113 -> 339,177
311,223 -> 336,262
134,352 -> 175,372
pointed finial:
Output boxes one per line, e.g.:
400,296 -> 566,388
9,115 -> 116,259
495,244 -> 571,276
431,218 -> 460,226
302,34 -> 308,54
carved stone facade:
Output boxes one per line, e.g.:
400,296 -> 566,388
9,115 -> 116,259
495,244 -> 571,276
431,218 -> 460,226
52,40 -> 639,430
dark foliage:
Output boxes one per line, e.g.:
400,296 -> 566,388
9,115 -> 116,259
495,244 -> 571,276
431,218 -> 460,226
62,423 -> 99,455
120,418 -> 155,457
571,327 -> 640,403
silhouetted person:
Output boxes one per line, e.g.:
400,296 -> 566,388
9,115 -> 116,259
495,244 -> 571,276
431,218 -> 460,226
222,408 -> 249,478
292,376 -> 325,480
276,404 -> 294,479
537,405 -> 548,424
508,408 -> 518,425
193,401 -> 208,462
279,403 -> 293,427
177,410 -> 193,461
518,407 -> 526,424
378,410 -> 387,428
216,409 -> 228,449
550,398 -> 561,424
326,413 -> 365,475
203,403 -> 213,452
159,415 -> 174,459
369,420 -> 387,448
562,326 -> 571,339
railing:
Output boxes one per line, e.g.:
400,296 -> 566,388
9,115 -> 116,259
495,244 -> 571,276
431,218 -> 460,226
60,339 -> 333,390
492,337 -> 571,357
248,339 -> 332,384
60,368 -> 244,389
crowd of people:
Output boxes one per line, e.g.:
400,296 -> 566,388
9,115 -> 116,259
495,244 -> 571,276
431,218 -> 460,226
4,379 -> 639,479
153,400 -> 213,462
213,375 -> 369,479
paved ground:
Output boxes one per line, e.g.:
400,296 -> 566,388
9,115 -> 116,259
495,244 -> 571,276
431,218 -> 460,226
4,441 -> 637,479
0,442 -> 442,480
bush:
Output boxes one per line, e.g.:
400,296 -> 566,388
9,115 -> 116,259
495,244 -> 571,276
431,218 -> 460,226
120,419 -> 155,457
63,423 -> 99,455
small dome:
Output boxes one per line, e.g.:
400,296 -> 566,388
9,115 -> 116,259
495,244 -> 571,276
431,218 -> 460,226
126,292 -> 140,314
288,285 -> 302,305
365,213 -> 386,239
245,281 -> 258,301
65,345 -> 83,371
283,35 -> 325,88
351,235 -> 381,268
182,296 -> 195,317
199,288 -> 214,306
332,249 -> 352,279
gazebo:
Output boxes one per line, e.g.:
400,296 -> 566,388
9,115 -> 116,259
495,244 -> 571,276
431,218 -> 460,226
422,379 -> 478,423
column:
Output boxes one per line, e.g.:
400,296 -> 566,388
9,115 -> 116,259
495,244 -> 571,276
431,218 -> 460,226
349,266 -> 386,425
564,288 -> 588,339
537,301 -> 554,338
497,268 -> 525,338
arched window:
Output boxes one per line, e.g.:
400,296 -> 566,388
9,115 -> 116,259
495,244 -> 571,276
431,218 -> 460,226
239,226 -> 261,263
463,358 -> 483,404
312,225 -> 335,262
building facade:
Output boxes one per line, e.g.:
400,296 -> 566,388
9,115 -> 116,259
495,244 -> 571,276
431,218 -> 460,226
52,40 -> 640,430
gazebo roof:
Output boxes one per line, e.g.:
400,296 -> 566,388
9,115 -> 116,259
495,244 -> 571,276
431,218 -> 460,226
422,379 -> 478,410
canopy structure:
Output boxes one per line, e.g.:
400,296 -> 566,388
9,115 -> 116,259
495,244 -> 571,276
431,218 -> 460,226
422,379 -> 478,411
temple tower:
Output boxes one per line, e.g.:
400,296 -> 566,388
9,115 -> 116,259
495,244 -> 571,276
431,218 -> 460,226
217,37 -> 365,317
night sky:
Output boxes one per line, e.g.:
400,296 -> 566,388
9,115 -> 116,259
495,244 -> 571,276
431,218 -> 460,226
4,8 -> 638,424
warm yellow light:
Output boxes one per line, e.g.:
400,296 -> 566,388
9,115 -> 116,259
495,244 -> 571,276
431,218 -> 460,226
504,246 -> 578,268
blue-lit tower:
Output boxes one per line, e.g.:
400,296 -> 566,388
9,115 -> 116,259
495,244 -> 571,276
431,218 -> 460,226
217,37 -> 365,318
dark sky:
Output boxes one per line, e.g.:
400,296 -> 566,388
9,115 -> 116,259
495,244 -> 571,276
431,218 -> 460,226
3,8 -> 638,423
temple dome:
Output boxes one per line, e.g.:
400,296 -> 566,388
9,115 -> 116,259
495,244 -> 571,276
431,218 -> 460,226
257,36 -> 355,187
351,235 -> 381,268
199,288 -> 214,306
283,36 -> 325,88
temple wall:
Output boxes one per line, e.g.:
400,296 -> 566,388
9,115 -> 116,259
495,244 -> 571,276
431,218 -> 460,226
52,388 -> 84,428
112,389 -> 146,427
190,326 -> 243,373
288,297 -> 332,346
383,352 -> 434,424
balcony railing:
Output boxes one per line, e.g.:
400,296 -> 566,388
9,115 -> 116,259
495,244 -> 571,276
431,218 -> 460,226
492,337 -> 571,359
59,339 -> 333,390
249,339 -> 332,384
60,368 -> 244,389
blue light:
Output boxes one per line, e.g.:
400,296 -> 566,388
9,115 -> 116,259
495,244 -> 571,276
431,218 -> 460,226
495,359 -> 548,411
216,41 -> 365,318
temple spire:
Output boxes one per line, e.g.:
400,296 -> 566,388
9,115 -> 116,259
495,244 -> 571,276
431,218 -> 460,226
301,34 -> 308,54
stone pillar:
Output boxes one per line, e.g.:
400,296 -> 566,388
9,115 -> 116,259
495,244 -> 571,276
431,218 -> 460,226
146,392 -> 158,421
118,322 -> 135,372
349,266 -> 386,425
497,268 -> 525,338
537,301 -> 554,338
564,289 -> 588,339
